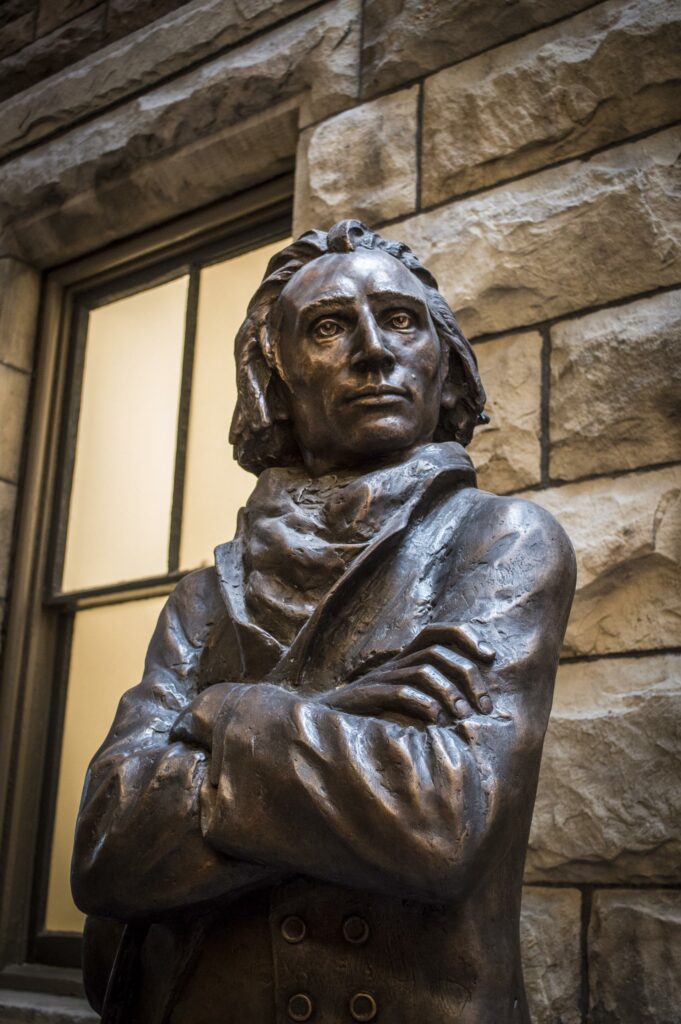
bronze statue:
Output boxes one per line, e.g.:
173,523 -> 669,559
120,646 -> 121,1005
72,221 -> 576,1023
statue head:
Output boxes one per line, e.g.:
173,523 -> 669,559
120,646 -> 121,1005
230,219 -> 487,475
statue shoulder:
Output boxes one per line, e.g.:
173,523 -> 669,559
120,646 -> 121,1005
148,565 -> 224,660
170,564 -> 222,607
456,487 -> 576,582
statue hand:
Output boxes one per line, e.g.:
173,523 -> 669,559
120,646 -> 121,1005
169,683 -> 245,751
320,623 -> 495,725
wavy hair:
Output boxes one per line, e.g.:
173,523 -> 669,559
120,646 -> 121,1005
229,219 -> 487,475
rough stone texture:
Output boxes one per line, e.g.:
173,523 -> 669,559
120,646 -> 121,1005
0,0 -> 36,28
0,0 -> 358,266
0,365 -> 29,483
397,127 -> 681,339
0,988 -> 97,1022
361,0 -> 597,97
422,0 -> 681,203
0,0 -> 326,160
0,5 -> 106,103
468,332 -> 542,494
106,0 -> 193,42
37,0 -> 102,38
527,654 -> 681,885
0,11 -> 33,58
550,288 -> 681,480
0,259 -> 40,372
0,480 -> 16,599
520,887 -> 581,1024
532,466 -> 681,656
294,88 -> 418,232
589,890 -> 681,1023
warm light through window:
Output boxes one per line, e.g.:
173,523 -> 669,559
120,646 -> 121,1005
46,237 -> 290,934
62,277 -> 188,591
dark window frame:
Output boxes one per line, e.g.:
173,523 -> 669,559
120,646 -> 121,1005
0,175 -> 293,994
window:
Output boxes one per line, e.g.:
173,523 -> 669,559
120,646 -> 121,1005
0,181 -> 292,974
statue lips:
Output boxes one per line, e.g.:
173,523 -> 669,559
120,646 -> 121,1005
345,383 -> 410,407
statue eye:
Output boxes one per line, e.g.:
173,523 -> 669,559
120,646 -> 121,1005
388,311 -> 414,331
313,318 -> 343,340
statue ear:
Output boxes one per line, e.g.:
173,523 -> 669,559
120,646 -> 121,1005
268,371 -> 293,423
440,377 -> 458,410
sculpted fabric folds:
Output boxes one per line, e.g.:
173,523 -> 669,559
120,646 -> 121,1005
72,444 -> 574,1023
72,222 -> 575,1024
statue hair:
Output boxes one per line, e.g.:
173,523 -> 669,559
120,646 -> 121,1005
229,219 -> 488,475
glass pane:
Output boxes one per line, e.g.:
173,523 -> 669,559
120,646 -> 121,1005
62,276 -> 189,592
180,240 -> 290,570
45,597 -> 167,933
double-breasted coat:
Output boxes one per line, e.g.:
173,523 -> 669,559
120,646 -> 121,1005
72,444 -> 575,1024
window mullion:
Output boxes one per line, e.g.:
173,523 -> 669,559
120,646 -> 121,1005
168,266 -> 200,573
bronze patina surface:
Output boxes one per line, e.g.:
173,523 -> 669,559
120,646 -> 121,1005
72,220 -> 576,1023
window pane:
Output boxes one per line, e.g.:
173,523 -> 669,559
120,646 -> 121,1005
62,276 -> 189,592
45,597 -> 167,933
180,241 -> 289,570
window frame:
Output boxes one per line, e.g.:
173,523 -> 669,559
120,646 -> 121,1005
0,175 -> 293,987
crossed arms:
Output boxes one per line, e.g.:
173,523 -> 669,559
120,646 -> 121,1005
72,497 -> 575,920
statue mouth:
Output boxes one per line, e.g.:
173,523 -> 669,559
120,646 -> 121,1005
346,384 -> 410,405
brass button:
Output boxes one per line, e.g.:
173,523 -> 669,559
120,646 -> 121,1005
288,992 -> 313,1021
281,915 -> 306,943
343,915 -> 369,945
350,992 -> 377,1021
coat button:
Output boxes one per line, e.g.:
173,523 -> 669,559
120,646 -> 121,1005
342,915 -> 369,945
281,915 -> 307,943
288,992 -> 313,1021
349,992 -> 377,1021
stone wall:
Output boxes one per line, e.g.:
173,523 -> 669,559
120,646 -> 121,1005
0,0 -> 679,1021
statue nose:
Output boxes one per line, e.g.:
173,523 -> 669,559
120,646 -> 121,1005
351,316 -> 396,371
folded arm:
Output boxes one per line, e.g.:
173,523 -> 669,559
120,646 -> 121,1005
71,569 -> 282,920
200,499 -> 575,904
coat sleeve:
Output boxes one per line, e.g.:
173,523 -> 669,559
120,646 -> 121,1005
200,497 -> 576,904
71,568 -> 282,920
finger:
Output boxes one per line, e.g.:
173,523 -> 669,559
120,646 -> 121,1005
376,666 -> 473,720
169,712 -> 194,744
395,646 -> 492,715
404,623 -> 496,663
169,711 -> 212,750
327,683 -> 440,724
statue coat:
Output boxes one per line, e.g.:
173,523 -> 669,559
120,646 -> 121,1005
73,446 -> 575,1024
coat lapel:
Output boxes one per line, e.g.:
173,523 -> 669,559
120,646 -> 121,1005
213,444 -> 476,687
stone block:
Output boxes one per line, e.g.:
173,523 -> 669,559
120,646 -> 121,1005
0,1 -> 358,266
550,289 -> 681,480
0,988 -> 98,1022
0,259 -> 40,372
0,365 -> 29,483
0,1 -> 36,31
527,654 -> 681,884
106,0 -> 191,42
37,0 -> 101,38
531,466 -> 681,656
0,0 -> 339,160
0,5 -> 105,103
468,332 -> 542,494
397,127 -> 681,339
520,887 -> 581,1024
0,480 -> 17,598
589,890 -> 681,1023
361,0 -> 595,97
294,87 -> 418,232
0,11 -> 33,58
422,0 -> 681,203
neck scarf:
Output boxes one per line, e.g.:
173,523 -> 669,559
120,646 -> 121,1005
237,443 -> 476,648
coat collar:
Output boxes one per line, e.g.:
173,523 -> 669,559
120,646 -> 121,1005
214,443 -> 476,683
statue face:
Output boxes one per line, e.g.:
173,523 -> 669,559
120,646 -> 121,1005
275,248 -> 445,474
